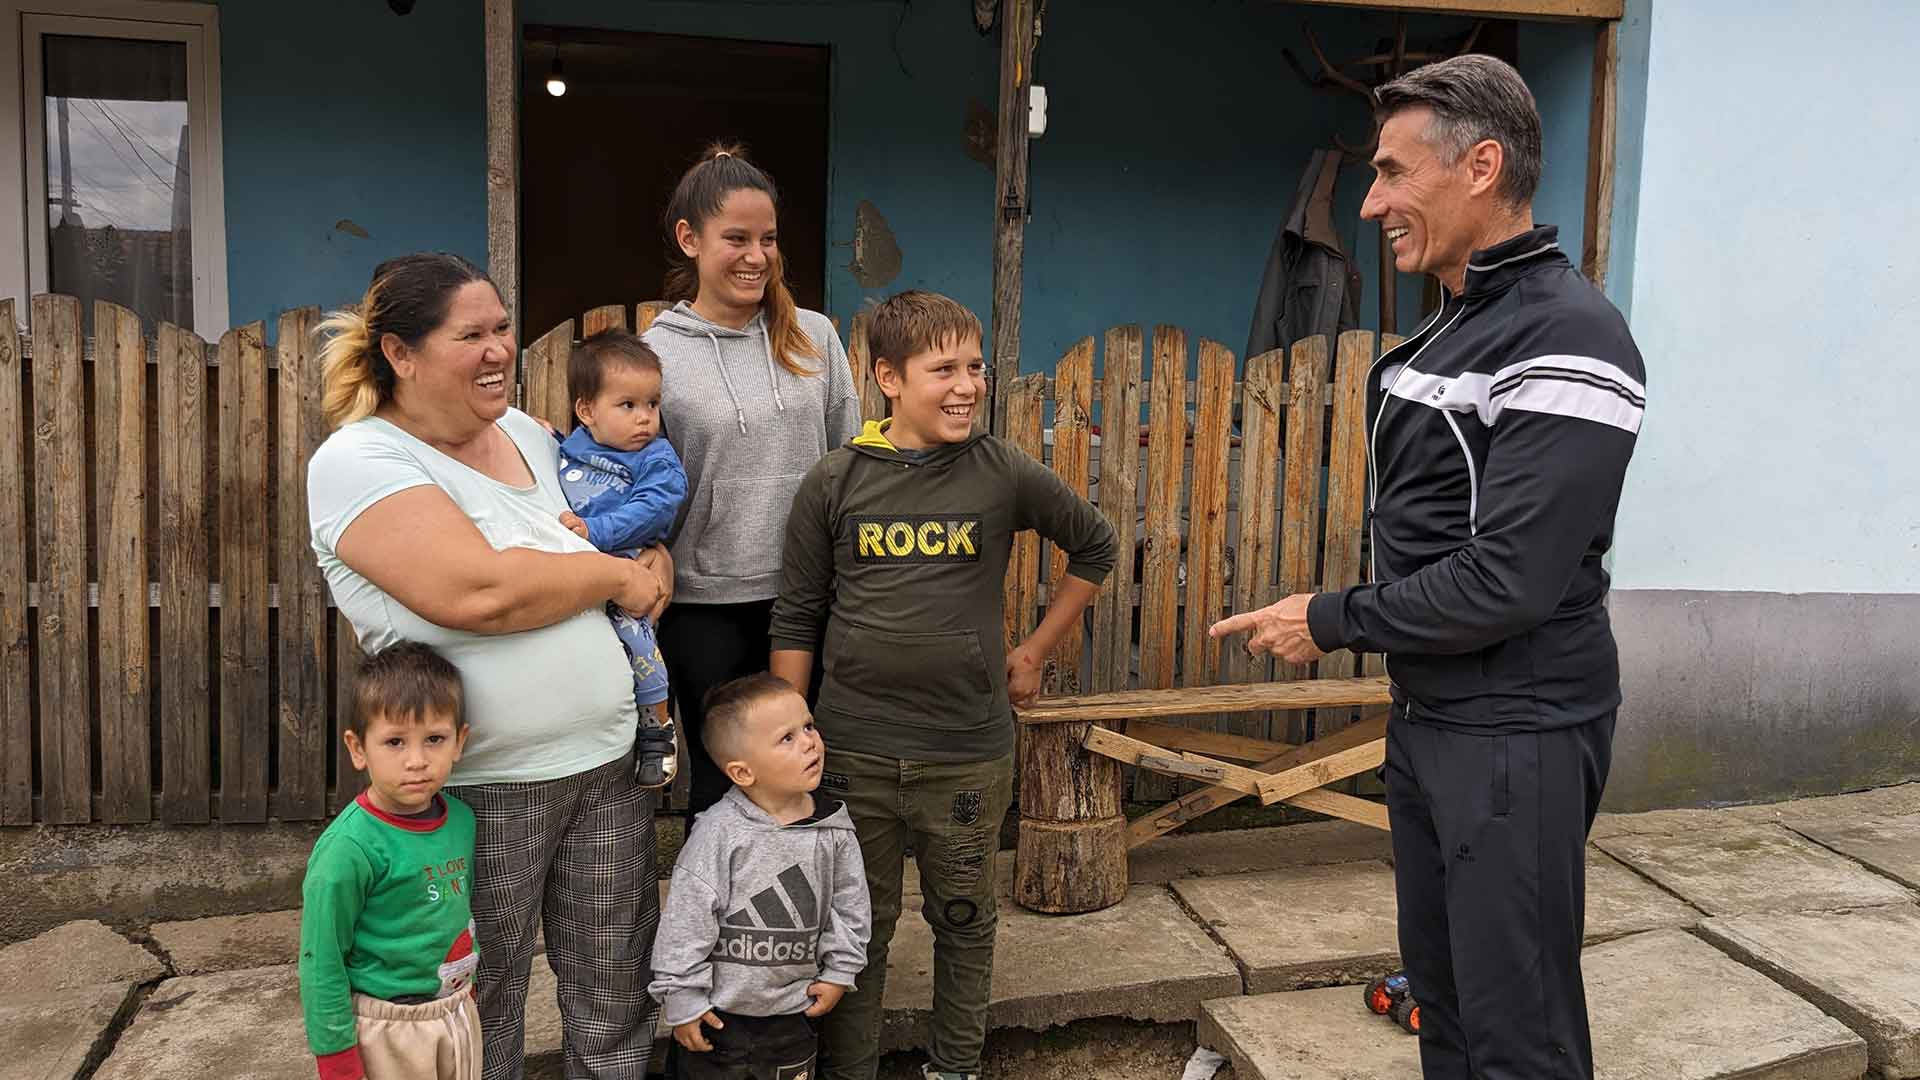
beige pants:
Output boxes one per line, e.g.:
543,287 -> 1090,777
352,990 -> 484,1080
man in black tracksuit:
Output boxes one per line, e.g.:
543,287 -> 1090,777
1212,56 -> 1645,1079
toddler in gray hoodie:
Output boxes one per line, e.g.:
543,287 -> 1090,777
650,673 -> 871,1080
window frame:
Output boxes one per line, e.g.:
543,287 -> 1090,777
2,0 -> 227,335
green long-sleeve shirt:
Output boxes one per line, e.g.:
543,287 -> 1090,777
298,793 -> 479,1080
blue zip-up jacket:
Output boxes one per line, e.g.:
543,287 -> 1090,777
557,428 -> 689,556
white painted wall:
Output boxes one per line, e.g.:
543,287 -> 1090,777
1612,0 -> 1920,593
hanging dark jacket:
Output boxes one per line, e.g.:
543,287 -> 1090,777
1245,149 -> 1362,362
1306,226 -> 1647,733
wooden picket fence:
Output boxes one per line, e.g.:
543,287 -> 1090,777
2,292 -> 1391,825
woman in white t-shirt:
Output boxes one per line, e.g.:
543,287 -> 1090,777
307,253 -> 668,1078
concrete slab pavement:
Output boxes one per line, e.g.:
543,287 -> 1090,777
94,965 -> 311,1080
1172,861 -> 1400,993
0,982 -> 139,1080
1597,823 -> 1915,915
1203,929 -> 1870,1080
1699,904 -> 1920,1079
0,919 -> 164,991
1793,813 -> 1920,891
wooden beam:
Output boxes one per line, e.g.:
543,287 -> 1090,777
1083,726 -> 1259,792
1126,714 -> 1387,846
1287,789 -> 1391,831
989,0 -> 1036,434
1254,739 -> 1387,805
1124,719 -> 1300,763
1272,0 -> 1621,19
484,0 -> 520,332
1017,675 -> 1392,725
1580,18 -> 1619,289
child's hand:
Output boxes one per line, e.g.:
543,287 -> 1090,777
560,511 -> 590,540
804,981 -> 848,1017
673,1011 -> 724,1052
1006,645 -> 1044,709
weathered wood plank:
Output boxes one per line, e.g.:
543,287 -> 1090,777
1180,339 -> 1233,700
95,302 -> 151,823
581,304 -> 627,338
218,321 -> 271,822
1281,0 -> 1620,22
1223,347 -> 1285,735
485,0 -> 520,332
1090,326 -> 1141,694
1582,18 -> 1620,290
32,295 -> 91,823
989,0 -> 1036,429
1255,739 -> 1387,805
523,319 -> 572,432
1287,789 -> 1390,831
333,611 -> 366,811
1123,719 -> 1300,764
1083,726 -> 1258,793
848,309 -> 886,423
1134,326 -> 1189,801
276,308 -> 328,819
157,322 -> 210,824
1001,375 -> 1045,650
1044,337 -> 1094,695
1017,675 -> 1391,724
1315,330 -> 1377,734
1124,713 -> 1388,845
0,300 -> 31,823
635,300 -> 669,334
1275,335 -> 1331,742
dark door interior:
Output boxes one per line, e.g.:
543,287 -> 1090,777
520,27 -> 830,340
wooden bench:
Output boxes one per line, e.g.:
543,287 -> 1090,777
1012,675 -> 1393,913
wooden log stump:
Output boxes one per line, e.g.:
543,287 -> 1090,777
1015,720 -> 1128,913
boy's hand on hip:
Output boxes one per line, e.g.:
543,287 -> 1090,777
559,511 -> 589,540
673,1011 -> 724,1052
804,981 -> 847,1017
1006,645 -> 1044,709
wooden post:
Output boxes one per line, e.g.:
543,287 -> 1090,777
485,0 -> 520,332
1016,342 -> 1127,914
0,301 -> 28,824
1581,18 -> 1619,290
989,0 -> 1035,434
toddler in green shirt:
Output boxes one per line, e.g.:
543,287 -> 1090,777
299,642 -> 483,1080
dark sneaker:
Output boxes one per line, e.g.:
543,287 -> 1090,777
634,718 -> 678,790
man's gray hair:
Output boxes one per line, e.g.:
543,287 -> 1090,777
1375,54 -> 1542,207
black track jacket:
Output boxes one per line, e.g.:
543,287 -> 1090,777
1306,226 -> 1647,732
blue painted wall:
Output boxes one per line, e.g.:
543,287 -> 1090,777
213,0 -> 488,331
207,1 -> 1594,366
1611,0 -> 1920,593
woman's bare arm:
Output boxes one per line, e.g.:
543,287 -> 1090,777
334,485 -> 666,634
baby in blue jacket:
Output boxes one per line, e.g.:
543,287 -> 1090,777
558,329 -> 689,789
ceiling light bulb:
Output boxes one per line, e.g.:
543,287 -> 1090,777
546,55 -> 566,97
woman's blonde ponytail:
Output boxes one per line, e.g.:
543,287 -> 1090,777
317,305 -> 383,429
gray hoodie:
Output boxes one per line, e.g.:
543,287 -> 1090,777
648,787 -> 871,1024
644,303 -> 861,603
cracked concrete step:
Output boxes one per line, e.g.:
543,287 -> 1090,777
1171,851 -> 1698,993
1597,823 -> 1916,915
0,919 -> 166,992
1699,903 -> 1920,1079
880,883 -> 1241,1052
1201,928 -> 1869,1080
0,982 -> 139,1080
149,909 -> 303,975
1793,813 -> 1920,892
94,965 -> 310,1080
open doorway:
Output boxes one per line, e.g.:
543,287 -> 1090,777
519,27 -> 830,339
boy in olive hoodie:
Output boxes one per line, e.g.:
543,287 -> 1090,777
769,291 -> 1117,1080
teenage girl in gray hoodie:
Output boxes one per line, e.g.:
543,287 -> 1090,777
644,144 -> 861,815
